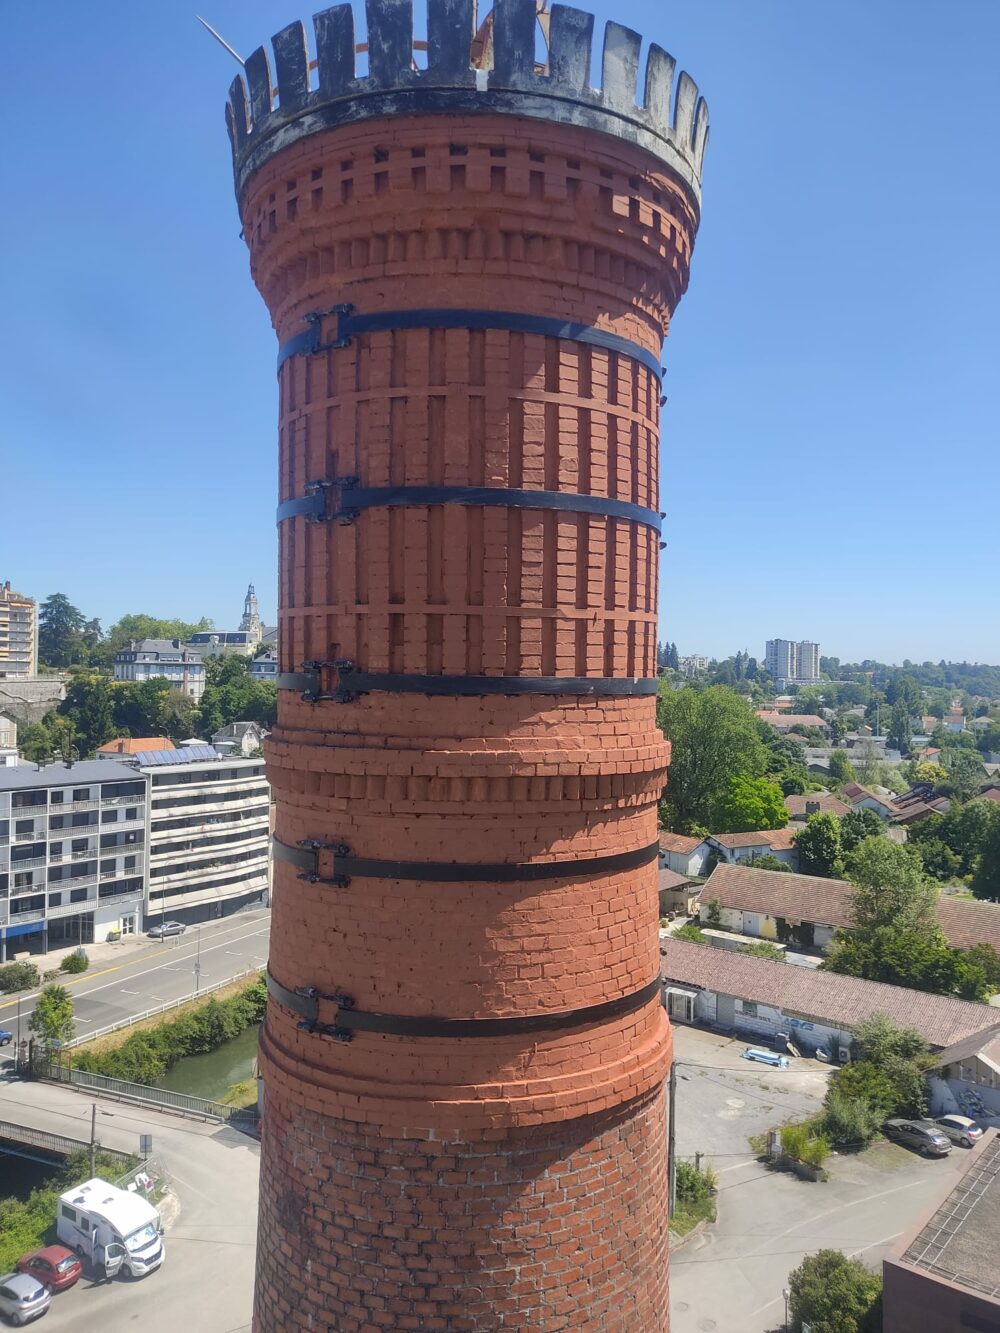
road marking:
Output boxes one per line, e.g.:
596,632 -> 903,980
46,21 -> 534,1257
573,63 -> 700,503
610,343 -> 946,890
120,989 -> 140,995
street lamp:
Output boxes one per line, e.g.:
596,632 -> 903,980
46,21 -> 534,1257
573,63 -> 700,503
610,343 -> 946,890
783,1286 -> 790,1330
194,924 -> 202,995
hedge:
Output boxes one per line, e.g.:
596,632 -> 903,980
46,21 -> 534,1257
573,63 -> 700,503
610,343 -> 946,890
72,975 -> 266,1086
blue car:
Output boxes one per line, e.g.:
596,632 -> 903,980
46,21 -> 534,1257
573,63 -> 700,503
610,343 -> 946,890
0,1030 -> 12,1047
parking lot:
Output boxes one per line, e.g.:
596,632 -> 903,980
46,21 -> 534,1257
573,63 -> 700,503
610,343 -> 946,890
670,1024 -> 967,1333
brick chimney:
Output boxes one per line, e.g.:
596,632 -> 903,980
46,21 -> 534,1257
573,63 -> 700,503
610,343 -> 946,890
225,3 -> 706,1328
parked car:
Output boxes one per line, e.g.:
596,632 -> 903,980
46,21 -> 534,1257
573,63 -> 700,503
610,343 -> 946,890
0,1029 -> 12,1047
934,1115 -> 984,1149
16,1246 -> 82,1292
883,1119 -> 952,1157
147,921 -> 186,938
0,1272 -> 51,1326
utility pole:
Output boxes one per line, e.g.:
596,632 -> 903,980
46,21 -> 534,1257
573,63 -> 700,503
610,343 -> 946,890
667,1062 -> 677,1218
194,924 -> 202,995
89,1102 -> 97,1178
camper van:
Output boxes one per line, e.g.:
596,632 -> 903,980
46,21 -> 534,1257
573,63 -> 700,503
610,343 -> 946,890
56,1179 -> 164,1278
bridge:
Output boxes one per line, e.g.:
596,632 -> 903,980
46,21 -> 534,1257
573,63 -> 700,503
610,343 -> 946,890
0,1118 -> 133,1168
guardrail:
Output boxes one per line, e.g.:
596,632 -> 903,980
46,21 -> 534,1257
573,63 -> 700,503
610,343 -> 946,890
41,1064 -> 259,1130
63,966 -> 262,1047
0,1118 -> 135,1165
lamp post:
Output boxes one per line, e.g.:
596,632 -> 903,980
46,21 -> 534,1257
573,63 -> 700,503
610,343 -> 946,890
194,924 -> 201,996
783,1286 -> 791,1330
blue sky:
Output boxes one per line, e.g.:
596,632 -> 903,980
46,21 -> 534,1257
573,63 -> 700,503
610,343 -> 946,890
2,2 -> 998,663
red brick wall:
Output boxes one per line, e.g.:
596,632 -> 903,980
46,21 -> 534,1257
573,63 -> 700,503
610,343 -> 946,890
242,115 -> 697,1331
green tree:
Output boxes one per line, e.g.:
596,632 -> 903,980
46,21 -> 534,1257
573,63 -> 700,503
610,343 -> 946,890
38,593 -> 85,668
28,984 -> 75,1047
657,686 -> 769,832
887,673 -> 921,714
198,654 -> 277,736
746,853 -> 792,873
939,747 -> 986,801
794,812 -> 842,878
828,749 -> 857,786
847,838 -> 938,932
824,926 -> 964,995
711,775 -> 788,834
57,676 -> 117,756
157,691 -> 202,742
112,678 -> 175,737
787,1250 -> 882,1333
973,817 -> 1000,901
839,807 -> 883,855
888,699 -> 912,754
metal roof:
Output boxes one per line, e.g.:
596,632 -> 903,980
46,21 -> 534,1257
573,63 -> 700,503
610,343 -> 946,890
0,759 -> 139,791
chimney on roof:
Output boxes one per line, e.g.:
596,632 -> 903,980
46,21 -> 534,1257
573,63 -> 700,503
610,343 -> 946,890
806,800 -> 820,816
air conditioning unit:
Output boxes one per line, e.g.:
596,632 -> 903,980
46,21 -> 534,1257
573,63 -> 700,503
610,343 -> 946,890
838,1046 -> 851,1064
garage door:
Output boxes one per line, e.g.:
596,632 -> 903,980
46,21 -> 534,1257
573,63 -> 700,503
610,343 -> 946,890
716,994 -> 736,1029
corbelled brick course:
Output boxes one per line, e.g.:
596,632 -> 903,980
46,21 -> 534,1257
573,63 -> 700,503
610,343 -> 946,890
227,5 -> 706,1328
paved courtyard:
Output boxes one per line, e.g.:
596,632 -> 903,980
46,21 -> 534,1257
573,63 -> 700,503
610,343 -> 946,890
670,1024 -> 966,1333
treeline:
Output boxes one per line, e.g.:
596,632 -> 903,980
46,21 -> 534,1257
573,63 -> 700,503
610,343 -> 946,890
19,654 -> 276,760
37,593 -> 216,671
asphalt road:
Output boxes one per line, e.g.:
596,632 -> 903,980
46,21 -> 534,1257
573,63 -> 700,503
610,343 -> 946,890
0,1077 -> 258,1332
0,911 -> 271,1042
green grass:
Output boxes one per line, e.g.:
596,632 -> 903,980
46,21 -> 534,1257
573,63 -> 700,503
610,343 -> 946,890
670,1196 -> 716,1237
219,1078 -> 258,1109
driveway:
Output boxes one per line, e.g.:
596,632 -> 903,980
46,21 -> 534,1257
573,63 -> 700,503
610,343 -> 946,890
670,1025 -> 964,1333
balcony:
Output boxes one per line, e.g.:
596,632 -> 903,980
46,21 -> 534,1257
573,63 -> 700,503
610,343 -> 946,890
49,869 -> 98,890
102,795 -> 145,808
61,799 -> 99,813
100,863 -> 143,881
49,847 -> 99,864
14,829 -> 42,843
8,855 -> 46,871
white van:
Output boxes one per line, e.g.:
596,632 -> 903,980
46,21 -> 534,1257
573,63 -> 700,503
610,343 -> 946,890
56,1178 -> 165,1278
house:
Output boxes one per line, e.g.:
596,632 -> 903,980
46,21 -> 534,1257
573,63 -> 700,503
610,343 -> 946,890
842,782 -> 899,820
928,1025 -> 1000,1127
755,711 -> 828,735
920,715 -> 938,734
249,648 -> 278,682
705,827 -> 799,869
944,714 -> 967,733
658,832 -> 711,878
661,937 -> 998,1054
113,640 -> 205,701
784,792 -> 849,821
891,786 -> 951,826
971,716 -> 992,732
694,863 -> 1000,958
979,788 -> 1000,809
96,737 -> 175,759
211,721 -> 267,757
658,869 -> 698,917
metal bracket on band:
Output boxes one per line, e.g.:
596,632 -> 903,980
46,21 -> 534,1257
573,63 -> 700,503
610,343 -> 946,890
276,662 -> 659,703
267,970 -> 661,1042
273,835 -> 660,889
276,479 -> 663,534
277,305 -> 663,379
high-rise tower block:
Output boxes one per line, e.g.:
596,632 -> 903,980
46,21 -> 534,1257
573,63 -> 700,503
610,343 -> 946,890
225,2 -> 707,1327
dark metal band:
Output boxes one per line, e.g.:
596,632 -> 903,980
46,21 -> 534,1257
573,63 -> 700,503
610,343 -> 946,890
266,969 -> 662,1042
276,304 -> 663,378
276,661 -> 659,703
276,480 -> 663,533
273,834 -> 660,888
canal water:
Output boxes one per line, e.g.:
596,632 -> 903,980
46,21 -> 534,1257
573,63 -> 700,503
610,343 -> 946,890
156,1023 -> 261,1102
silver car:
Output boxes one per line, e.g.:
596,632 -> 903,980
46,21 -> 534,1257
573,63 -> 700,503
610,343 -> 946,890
935,1115 -> 984,1148
0,1272 -> 51,1326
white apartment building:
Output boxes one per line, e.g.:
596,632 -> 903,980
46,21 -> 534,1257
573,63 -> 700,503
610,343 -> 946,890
128,745 -> 270,926
678,654 -> 709,676
0,582 -> 38,679
765,639 -> 821,685
0,761 -> 146,961
114,640 -> 206,701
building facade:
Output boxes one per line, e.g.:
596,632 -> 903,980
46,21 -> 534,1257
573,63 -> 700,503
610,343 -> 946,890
0,760 -> 146,961
134,745 -> 269,925
187,585 -> 265,657
114,640 -> 205,700
0,582 -> 38,679
247,648 -> 277,682
764,638 -> 820,684
226,3 -> 707,1327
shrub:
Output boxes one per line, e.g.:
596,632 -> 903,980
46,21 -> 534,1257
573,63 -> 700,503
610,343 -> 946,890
821,1088 -> 881,1150
60,949 -> 89,975
676,1159 -> 716,1206
780,1123 -> 811,1162
674,923 -> 708,945
0,960 -> 40,994
704,898 -> 723,928
800,1135 -> 831,1169
738,940 -> 785,962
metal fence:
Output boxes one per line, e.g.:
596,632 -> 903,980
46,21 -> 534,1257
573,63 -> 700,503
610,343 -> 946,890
63,966 -> 262,1047
41,1063 -> 259,1131
114,1153 -> 171,1203
0,1118 -> 135,1165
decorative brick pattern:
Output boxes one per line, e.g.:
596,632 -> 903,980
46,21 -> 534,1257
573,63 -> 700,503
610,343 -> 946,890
231,20 -> 702,1326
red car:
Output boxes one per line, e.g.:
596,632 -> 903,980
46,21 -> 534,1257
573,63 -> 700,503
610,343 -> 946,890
16,1245 -> 82,1292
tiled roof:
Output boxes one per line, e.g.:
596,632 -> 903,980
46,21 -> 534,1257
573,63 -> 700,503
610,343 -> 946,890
97,736 -> 174,755
661,937 -> 999,1050
659,869 -> 694,892
979,789 -> 1000,807
698,864 -> 1000,956
756,712 -> 827,729
935,1024 -> 1000,1070
659,832 -> 704,854
784,793 -> 850,818
843,783 -> 898,810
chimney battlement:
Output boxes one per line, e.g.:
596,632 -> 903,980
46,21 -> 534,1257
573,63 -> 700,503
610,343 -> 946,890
227,0 -> 708,205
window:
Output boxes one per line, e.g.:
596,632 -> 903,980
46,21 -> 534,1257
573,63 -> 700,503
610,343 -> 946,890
48,893 -> 63,907
15,819 -> 34,835
102,810 -> 117,824
72,838 -> 89,853
740,1001 -> 759,1018
50,842 -> 62,856
71,813 -> 96,827
126,808 -> 138,822
12,790 -> 46,807
50,816 -> 65,830
14,872 -> 34,889
50,791 -> 64,805
70,888 -> 89,903
60,1206 -> 76,1221
73,788 -> 90,801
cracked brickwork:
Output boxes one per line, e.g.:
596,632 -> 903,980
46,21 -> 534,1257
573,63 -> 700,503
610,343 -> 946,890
235,66 -> 700,1333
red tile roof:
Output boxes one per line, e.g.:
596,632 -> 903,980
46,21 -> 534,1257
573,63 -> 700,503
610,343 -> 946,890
784,793 -> 850,819
659,869 -> 694,892
661,938 -> 998,1050
698,864 -> 1000,955
980,789 -> 1000,808
843,783 -> 898,811
756,711 -> 827,729
659,832 -> 704,854
97,736 -> 174,754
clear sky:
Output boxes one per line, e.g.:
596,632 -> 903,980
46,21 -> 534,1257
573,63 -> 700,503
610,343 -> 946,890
2,2 -> 998,663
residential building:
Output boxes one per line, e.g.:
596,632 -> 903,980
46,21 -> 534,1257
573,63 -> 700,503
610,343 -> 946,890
661,937 -> 998,1053
0,582 -> 37,679
187,585 -> 265,657
929,1025 -> 1000,1126
883,1131 -> 1000,1333
96,737 -> 175,759
694,863 -> 1000,956
764,639 -> 820,685
705,828 -> 799,869
659,832 -> 712,878
0,714 -> 16,752
248,647 -> 278,682
842,782 -> 899,820
677,654 -> 709,676
128,744 -> 270,925
944,713 -> 967,733
114,640 -> 205,700
783,792 -> 850,821
658,869 -> 698,916
0,760 -> 146,961
756,710 -> 828,735
211,722 -> 266,757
